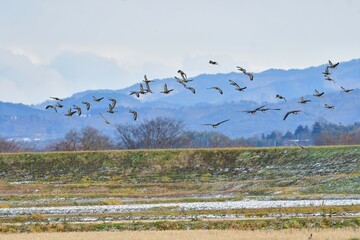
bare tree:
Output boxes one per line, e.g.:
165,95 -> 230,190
115,117 -> 185,149
48,127 -> 113,151
0,137 -> 24,153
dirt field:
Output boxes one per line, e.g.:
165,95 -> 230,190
1,229 -> 359,240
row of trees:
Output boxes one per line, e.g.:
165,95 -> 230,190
2,118 -> 360,152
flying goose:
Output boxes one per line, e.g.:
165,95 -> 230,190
65,108 -> 77,117
236,66 -> 247,73
276,94 -> 287,101
229,79 -> 239,86
341,86 -> 354,93
313,89 -> 324,97
186,86 -> 196,94
259,107 -> 281,112
209,60 -> 219,65
322,66 -> 330,76
325,76 -> 335,83
55,102 -> 64,108
45,105 -> 57,113
129,110 -> 138,121
298,96 -> 311,104
161,84 -> 174,94
139,83 -> 146,94
107,104 -> 117,114
100,113 -> 112,125
130,91 -> 141,98
72,105 -> 82,116
283,110 -> 302,120
207,86 -> 223,94
145,81 -> 153,93
177,70 -> 187,79
240,105 -> 267,115
324,104 -> 335,109
93,96 -> 104,102
109,98 -> 117,108
174,76 -> 193,83
50,97 -> 63,101
328,60 -> 339,69
203,119 -> 230,128
244,72 -> 254,81
82,101 -> 91,111
142,75 -> 154,84
235,86 -> 247,92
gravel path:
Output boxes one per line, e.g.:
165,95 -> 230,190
1,199 -> 360,216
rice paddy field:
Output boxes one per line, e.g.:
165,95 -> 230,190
1,146 -> 360,238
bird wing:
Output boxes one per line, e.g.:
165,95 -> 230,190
164,84 -> 168,92
215,119 -> 230,126
255,105 -> 267,111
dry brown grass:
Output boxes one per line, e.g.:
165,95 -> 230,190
2,229 -> 360,240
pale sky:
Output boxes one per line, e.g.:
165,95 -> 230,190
1,0 -> 360,104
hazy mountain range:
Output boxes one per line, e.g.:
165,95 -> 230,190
1,58 -> 360,141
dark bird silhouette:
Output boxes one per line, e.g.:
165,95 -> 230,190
235,86 -> 247,92
229,79 -> 239,86
107,104 -> 117,114
241,105 -> 267,115
209,60 -> 219,65
203,119 -> 229,128
50,97 -> 63,101
186,86 -> 196,94
328,60 -> 339,69
322,66 -> 330,76
325,76 -> 335,83
324,104 -> 335,109
259,107 -> 281,112
82,101 -> 91,111
145,81 -> 152,93
130,91 -> 140,98
283,110 -> 302,120
129,109 -> 138,121
313,89 -> 324,97
236,66 -> 247,73
228,80 -> 246,91
73,105 -> 82,116
177,70 -> 187,79
341,86 -> 354,93
45,105 -> 57,113
298,96 -> 311,104
65,108 -> 77,117
93,96 -> 104,102
245,72 -> 254,81
139,83 -> 146,94
207,86 -> 223,94
100,113 -> 112,125
142,75 -> 154,84
109,98 -> 117,108
174,76 -> 193,84
161,83 -> 174,94
276,94 -> 287,101
55,102 -> 64,108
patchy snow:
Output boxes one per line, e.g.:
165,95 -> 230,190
1,199 -> 360,216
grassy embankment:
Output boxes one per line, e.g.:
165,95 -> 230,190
1,146 -> 360,232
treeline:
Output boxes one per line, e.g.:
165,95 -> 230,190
1,118 -> 360,152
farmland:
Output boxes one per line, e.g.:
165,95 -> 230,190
1,146 -> 360,235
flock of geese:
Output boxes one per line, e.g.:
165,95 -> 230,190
45,59 -> 354,128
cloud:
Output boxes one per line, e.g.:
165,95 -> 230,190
49,51 -> 130,90
0,50 -> 69,104
0,50 -> 134,104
